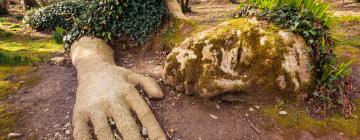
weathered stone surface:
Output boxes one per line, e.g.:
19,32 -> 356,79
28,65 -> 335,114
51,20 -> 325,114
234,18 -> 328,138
163,18 -> 315,98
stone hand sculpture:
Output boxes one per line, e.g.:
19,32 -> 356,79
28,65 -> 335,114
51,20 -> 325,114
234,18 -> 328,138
71,37 -> 166,140
163,18 -> 314,99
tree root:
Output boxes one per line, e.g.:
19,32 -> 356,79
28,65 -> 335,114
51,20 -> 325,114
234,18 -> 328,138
165,0 -> 189,20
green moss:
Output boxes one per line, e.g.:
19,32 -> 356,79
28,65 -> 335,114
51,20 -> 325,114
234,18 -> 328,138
166,18 -> 315,98
0,29 -> 62,65
264,100 -> 360,137
0,104 -> 17,139
0,65 -> 40,138
162,19 -> 198,49
171,18 -> 314,98
0,24 -> 60,137
333,32 -> 360,48
333,15 -> 360,24
9,24 -> 21,31
335,45 -> 360,64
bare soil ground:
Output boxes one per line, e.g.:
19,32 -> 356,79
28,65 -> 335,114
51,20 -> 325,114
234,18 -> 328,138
327,0 -> 360,16
185,4 -> 238,25
6,64 -> 76,139
4,1 -> 360,140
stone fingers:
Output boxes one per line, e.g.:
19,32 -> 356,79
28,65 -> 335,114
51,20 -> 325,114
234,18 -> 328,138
125,88 -> 167,140
73,109 -> 92,140
108,99 -> 142,140
89,109 -> 115,140
127,73 -> 164,99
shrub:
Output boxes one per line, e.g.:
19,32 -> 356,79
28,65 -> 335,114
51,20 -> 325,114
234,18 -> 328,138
26,0 -> 86,31
238,0 -> 355,115
247,0 -> 331,26
27,0 -> 168,47
64,0 -> 168,46
52,27 -> 65,44
119,0 -> 168,44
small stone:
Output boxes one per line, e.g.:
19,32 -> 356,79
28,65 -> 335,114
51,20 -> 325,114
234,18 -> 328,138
278,111 -> 288,115
18,81 -> 25,84
64,122 -> 71,128
108,118 -> 116,125
215,103 -> 220,110
51,57 -> 65,65
141,127 -> 148,136
169,128 -> 176,134
114,132 -> 121,140
210,114 -> 218,119
8,133 -> 22,138
249,107 -> 255,112
245,113 -> 249,117
254,105 -> 260,109
65,130 -> 71,135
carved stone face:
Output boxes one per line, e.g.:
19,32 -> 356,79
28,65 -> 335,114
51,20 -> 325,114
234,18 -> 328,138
162,18 -> 315,99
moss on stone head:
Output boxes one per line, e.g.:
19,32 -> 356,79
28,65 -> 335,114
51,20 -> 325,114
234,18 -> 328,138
164,18 -> 314,98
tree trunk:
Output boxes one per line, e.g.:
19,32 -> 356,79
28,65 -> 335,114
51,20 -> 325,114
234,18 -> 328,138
0,0 -> 7,15
165,0 -> 188,20
178,0 -> 191,13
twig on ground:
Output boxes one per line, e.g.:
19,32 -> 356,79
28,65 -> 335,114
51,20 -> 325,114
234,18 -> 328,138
247,119 -> 260,134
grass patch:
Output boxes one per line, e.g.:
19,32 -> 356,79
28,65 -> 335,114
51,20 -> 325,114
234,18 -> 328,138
0,17 -> 5,23
333,15 -> 360,23
335,45 -> 360,64
332,15 -> 360,48
334,35 -> 360,48
0,28 -> 62,65
9,24 -> 21,31
264,100 -> 360,137
0,104 -> 18,139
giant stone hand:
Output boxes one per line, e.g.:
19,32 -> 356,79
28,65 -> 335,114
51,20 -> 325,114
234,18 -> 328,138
70,36 -> 166,140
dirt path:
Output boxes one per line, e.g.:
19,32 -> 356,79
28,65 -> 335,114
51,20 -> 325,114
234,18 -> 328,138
7,64 -> 76,139
5,1 -> 360,140
186,4 -> 238,25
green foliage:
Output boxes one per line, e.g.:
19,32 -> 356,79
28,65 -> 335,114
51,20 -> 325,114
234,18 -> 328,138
14,14 -> 24,21
246,0 -> 331,26
119,0 -> 168,44
27,0 -> 168,47
26,0 -> 86,31
238,0 -> 355,115
52,27 -> 65,44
